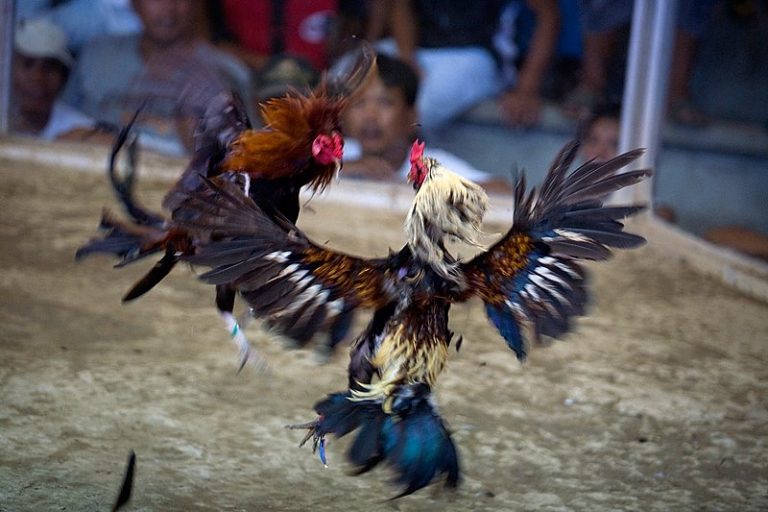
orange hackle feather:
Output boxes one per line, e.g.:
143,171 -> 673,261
221,43 -> 377,192
221,85 -> 345,193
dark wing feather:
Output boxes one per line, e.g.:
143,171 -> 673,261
458,143 -> 651,360
121,249 -> 179,301
111,450 -> 136,512
107,107 -> 166,227
162,92 -> 251,212
173,178 -> 403,345
75,210 -> 168,264
78,94 -> 251,303
323,41 -> 377,99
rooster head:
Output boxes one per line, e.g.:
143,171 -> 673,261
312,132 -> 344,166
407,140 -> 429,190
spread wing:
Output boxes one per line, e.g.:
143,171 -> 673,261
457,142 -> 651,360
172,177 -> 406,344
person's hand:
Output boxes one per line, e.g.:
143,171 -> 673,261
499,88 -> 542,127
342,156 -> 398,181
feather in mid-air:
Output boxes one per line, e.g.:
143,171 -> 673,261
76,46 -> 376,368
170,139 -> 652,496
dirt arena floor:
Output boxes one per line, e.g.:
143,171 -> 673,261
1,156 -> 767,512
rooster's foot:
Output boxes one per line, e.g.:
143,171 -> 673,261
286,418 -> 328,466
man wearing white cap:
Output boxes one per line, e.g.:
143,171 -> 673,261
11,18 -> 96,140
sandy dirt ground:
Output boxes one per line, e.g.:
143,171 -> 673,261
1,158 -> 767,512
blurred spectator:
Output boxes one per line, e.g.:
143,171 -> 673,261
10,19 -> 97,141
329,0 -> 372,63
690,1 -> 768,125
577,103 -> 674,226
371,0 -> 559,133
342,54 -> 513,193
190,0 -> 273,75
574,101 -> 768,261
62,0 -> 254,157
245,54 -> 319,129
494,0 -> 561,127
381,0 -> 499,134
217,0 -> 339,73
565,0 -> 718,125
17,0 -> 142,53
577,102 -> 620,163
254,55 -> 319,103
667,1 -> 719,126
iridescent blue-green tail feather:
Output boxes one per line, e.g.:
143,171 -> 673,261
300,387 -> 459,498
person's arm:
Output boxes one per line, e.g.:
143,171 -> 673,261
365,1 -> 390,42
499,0 -> 559,126
389,0 -> 421,73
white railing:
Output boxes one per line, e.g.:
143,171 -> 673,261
616,0 -> 679,205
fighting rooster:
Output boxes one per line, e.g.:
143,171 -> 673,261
76,48 -> 375,366
171,140 -> 651,496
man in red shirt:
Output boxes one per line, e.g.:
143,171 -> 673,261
221,0 -> 338,72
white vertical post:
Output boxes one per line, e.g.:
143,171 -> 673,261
616,0 -> 678,205
0,0 -> 14,134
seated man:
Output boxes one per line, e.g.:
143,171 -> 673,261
62,0 -> 253,157
10,19 -> 96,141
342,54 -> 512,193
578,102 -> 620,164
368,0 -> 559,132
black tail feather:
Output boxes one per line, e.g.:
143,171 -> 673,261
75,211 -> 165,265
324,40 -> 377,99
76,210 -> 179,300
108,108 -> 165,227
111,450 -> 136,512
309,387 -> 460,498
122,249 -> 179,302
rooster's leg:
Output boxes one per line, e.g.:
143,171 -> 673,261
242,173 -> 251,197
220,311 -> 267,373
237,307 -> 254,330
216,285 -> 266,372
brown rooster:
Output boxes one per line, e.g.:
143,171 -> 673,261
77,47 -> 375,367
171,140 -> 652,496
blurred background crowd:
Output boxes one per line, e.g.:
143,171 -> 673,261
7,0 -> 768,258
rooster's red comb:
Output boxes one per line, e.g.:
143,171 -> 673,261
410,140 -> 426,165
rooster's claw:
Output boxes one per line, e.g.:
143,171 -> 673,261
286,418 -> 328,466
